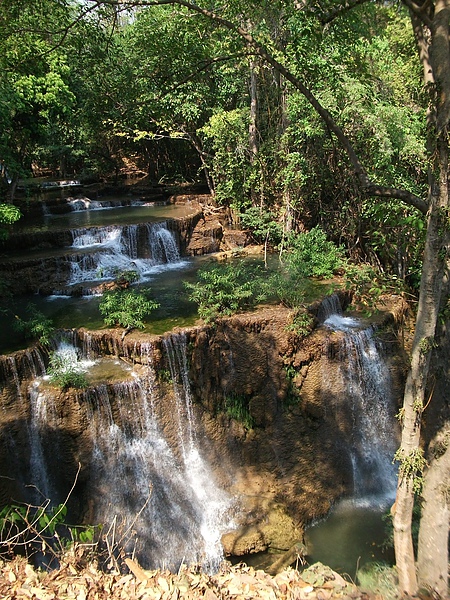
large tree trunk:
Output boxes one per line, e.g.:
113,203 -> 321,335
393,3 -> 450,594
417,423 -> 450,597
393,127 -> 449,599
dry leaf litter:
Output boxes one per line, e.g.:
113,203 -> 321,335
0,553 -> 384,600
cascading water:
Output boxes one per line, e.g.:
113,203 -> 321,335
21,337 -> 233,570
67,222 -> 183,289
306,295 -> 399,573
163,333 -> 235,571
28,382 -> 57,504
323,313 -> 398,500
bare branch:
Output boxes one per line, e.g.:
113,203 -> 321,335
319,0 -> 370,25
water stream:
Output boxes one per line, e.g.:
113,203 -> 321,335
67,221 -> 183,288
305,297 -> 398,574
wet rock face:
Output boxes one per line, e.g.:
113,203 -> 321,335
0,304 -> 405,561
184,308 -> 355,535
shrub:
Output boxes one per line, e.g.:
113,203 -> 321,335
239,206 -> 283,246
284,226 -> 344,279
185,261 -> 267,323
47,352 -> 88,390
14,303 -> 55,346
99,289 -> 159,329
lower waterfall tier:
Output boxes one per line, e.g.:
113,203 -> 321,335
0,300 -> 406,571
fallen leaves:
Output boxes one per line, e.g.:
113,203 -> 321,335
0,556 -> 375,600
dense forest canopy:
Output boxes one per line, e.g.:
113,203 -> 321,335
1,1 -> 449,597
0,1 -> 428,277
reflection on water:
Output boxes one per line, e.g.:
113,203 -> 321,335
305,498 -> 394,577
12,202 -> 197,233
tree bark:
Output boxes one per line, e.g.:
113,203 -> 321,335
417,424 -> 450,598
392,3 -> 450,594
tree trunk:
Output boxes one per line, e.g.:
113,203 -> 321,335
393,127 -> 449,598
417,424 -> 450,598
393,3 -> 450,594
249,59 -> 258,163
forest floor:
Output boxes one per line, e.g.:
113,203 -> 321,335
0,554 -> 393,599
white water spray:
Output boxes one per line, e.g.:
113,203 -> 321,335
322,299 -> 398,501
67,222 -> 183,288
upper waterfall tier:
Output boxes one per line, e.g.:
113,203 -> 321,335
0,203 -> 206,295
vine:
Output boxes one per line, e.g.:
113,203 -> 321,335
394,447 -> 427,494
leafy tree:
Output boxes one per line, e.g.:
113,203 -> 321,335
0,0 -> 77,196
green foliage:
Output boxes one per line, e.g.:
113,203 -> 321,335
47,352 -> 88,391
0,204 -> 21,237
283,227 -> 344,279
0,502 -> 67,542
185,261 -> 268,323
99,289 -> 159,329
158,368 -> 173,384
112,269 -> 139,285
344,263 -> 405,314
0,501 -> 99,558
266,269 -> 306,309
239,206 -> 283,246
356,562 -> 398,600
199,109 -> 253,210
286,309 -> 314,336
394,447 -> 427,495
223,394 -> 254,429
13,303 -> 55,346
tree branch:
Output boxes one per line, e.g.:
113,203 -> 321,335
402,0 -> 434,28
318,0 -> 370,25
366,185 -> 428,214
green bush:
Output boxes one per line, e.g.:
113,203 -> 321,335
185,261 -> 268,323
13,303 -> 55,346
284,227 -> 344,279
265,270 -> 306,308
47,352 -> 88,390
99,288 -> 159,329
239,206 -> 283,246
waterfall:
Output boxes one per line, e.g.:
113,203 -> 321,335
323,310 -> 398,501
67,222 -> 183,288
27,382 -> 56,503
21,338 -> 233,571
71,338 -> 234,572
163,333 -> 235,571
317,292 -> 342,323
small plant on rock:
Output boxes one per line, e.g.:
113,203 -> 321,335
47,352 -> 88,390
